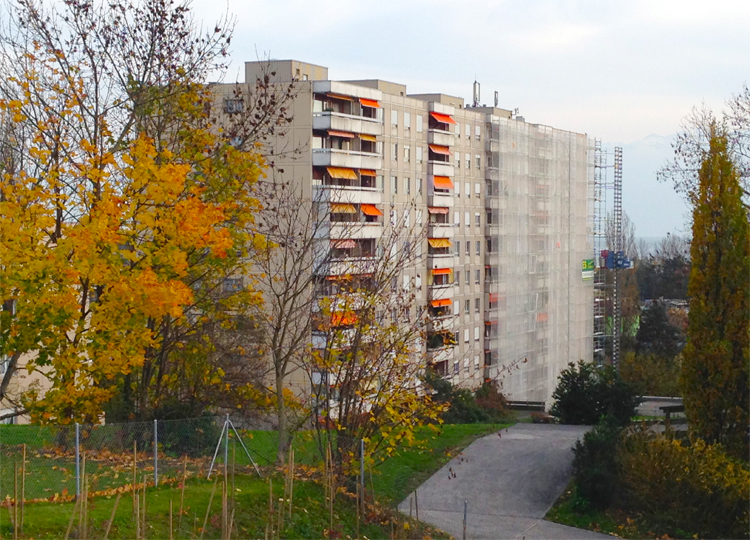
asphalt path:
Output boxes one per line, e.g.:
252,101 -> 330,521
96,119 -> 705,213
398,423 -> 612,539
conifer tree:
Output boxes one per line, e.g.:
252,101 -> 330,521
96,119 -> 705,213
681,131 -> 750,459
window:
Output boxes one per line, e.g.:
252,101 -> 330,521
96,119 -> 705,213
465,242 -> 470,257
453,360 -> 459,375
465,269 -> 470,285
464,211 -> 470,226
475,213 -> 481,227
404,112 -> 411,130
475,125 -> 481,140
454,301 -> 459,315
224,99 -> 244,114
475,268 -> 480,284
416,146 -> 423,163
223,278 -> 243,292
474,355 -> 480,369
464,328 -> 470,343
416,273 -> 422,288
391,175 -> 397,193
392,143 -> 398,162
464,357 -> 470,372
456,151 -> 461,168
418,177 -> 423,194
390,209 -> 397,225
476,241 -> 481,256
455,241 -> 461,255
465,124 -> 470,138
474,326 -> 480,341
475,298 -> 480,313
404,209 -> 410,227
404,145 -> 411,163
476,154 -> 481,169
475,183 -> 481,197
455,181 -> 461,198
403,274 -> 410,290
416,209 -> 423,226
405,177 -> 410,194
416,115 -> 423,132
465,300 -> 470,315
465,182 -> 471,198
454,211 -> 460,225
455,122 -> 461,137
466,155 -> 471,169
416,240 -> 422,258
391,109 -> 398,126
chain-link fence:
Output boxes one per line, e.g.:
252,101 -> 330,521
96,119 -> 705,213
0,415 -> 272,504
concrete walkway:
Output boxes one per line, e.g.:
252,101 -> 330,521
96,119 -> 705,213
398,423 -> 612,539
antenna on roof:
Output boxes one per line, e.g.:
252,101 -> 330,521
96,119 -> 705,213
494,91 -> 499,108
472,80 -> 480,107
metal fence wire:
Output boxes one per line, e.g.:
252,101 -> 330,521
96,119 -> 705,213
0,415 -> 261,503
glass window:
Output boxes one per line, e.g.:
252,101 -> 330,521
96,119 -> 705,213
456,181 -> 461,197
475,183 -> 481,197
416,115 -> 423,132
455,270 -> 460,284
465,242 -> 470,257
391,143 -> 398,162
418,177 -> 423,194
464,211 -> 470,226
391,175 -> 397,193
475,298 -> 480,313
476,241 -> 481,256
455,240 -> 461,255
465,124 -> 470,138
475,213 -> 481,227
416,273 -> 422,288
465,182 -> 471,198
464,329 -> 469,343
454,301 -> 459,315
465,269 -> 470,284
466,155 -> 471,169
455,151 -> 460,168
474,355 -> 480,368
475,268 -> 480,284
403,274 -> 410,290
405,177 -> 410,194
465,300 -> 470,315
475,125 -> 481,139
455,122 -> 461,137
404,112 -> 411,129
390,209 -> 397,225
476,154 -> 481,169
416,146 -> 423,163
474,326 -> 480,341
454,211 -> 460,225
416,209 -> 422,226
404,145 -> 411,162
391,109 -> 398,126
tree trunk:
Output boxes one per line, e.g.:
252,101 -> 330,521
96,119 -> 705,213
275,371 -> 289,465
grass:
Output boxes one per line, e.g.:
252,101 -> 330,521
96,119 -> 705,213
2,422 -> 511,538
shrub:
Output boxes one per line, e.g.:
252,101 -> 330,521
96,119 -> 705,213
620,351 -> 681,397
571,416 -> 622,510
423,370 -> 509,424
551,360 -> 640,425
618,428 -> 750,539
474,381 -> 508,422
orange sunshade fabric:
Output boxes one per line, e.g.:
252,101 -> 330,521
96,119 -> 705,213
433,176 -> 454,190
537,312 -> 549,322
428,144 -> 452,156
427,207 -> 449,214
485,320 -> 498,325
360,98 -> 381,108
359,134 -> 378,142
331,203 -> 356,213
430,111 -> 457,125
331,239 -> 356,249
360,204 -> 383,217
327,167 -> 358,180
359,169 -> 377,176
428,238 -> 452,248
431,299 -> 452,308
331,311 -> 358,327
328,130 -> 355,138
489,293 -> 498,302
327,93 -> 352,101
431,268 -> 452,275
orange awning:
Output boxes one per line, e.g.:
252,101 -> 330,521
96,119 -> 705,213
429,144 -> 452,156
537,312 -> 549,322
433,176 -> 454,190
489,293 -> 498,302
428,207 -> 449,214
331,239 -> 356,249
431,299 -> 452,308
359,169 -> 377,176
327,167 -> 358,180
359,134 -> 377,142
327,93 -> 352,101
485,320 -> 498,325
331,203 -> 356,213
430,111 -> 457,125
360,98 -> 381,108
331,311 -> 358,327
361,204 -> 383,216
428,238 -> 452,248
328,130 -> 355,138
432,268 -> 452,275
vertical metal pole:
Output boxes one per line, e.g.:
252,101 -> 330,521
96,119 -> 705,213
359,439 -> 364,508
154,419 -> 158,486
75,423 -> 80,497
224,414 -> 229,480
462,500 -> 467,540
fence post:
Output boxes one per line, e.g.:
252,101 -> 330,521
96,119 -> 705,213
75,423 -> 80,498
154,419 -> 158,486
463,499 -> 467,540
360,439 -> 365,509
224,414 -> 229,480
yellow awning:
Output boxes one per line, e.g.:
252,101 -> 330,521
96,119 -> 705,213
327,167 -> 358,180
428,238 -> 453,248
331,203 -> 356,213
359,134 -> 377,142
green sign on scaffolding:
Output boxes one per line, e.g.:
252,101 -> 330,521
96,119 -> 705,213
582,259 -> 595,280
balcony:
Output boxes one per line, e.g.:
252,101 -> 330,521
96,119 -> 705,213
324,256 -> 378,277
483,364 -> 498,381
427,347 -> 454,365
427,129 -> 454,147
485,252 -> 501,267
314,185 -> 383,206
428,314 -> 457,334
484,337 -> 500,352
428,192 -> 454,208
485,166 -> 499,182
428,284 -> 454,301
330,222 -> 383,240
312,112 -> 383,137
427,161 -> 454,178
485,139 -> 499,153
312,148 -> 383,170
426,253 -> 455,270
484,307 -> 500,322
427,223 -> 455,238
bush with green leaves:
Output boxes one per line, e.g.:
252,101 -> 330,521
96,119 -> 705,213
571,416 -> 622,510
423,370 -> 509,424
551,360 -> 640,425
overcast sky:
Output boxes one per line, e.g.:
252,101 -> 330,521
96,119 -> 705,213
191,0 -> 749,236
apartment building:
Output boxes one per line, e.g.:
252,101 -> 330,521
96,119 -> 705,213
231,59 -> 593,404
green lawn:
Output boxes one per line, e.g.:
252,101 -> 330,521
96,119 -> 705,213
3,422 -> 511,539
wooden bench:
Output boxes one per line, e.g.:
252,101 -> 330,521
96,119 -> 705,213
660,404 -> 685,429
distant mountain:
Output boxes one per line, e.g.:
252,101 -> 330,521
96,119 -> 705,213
605,134 -> 691,239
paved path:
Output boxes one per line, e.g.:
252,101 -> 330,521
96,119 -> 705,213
398,424 -> 611,539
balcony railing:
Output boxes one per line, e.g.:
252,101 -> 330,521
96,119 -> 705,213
312,111 -> 383,136
312,148 -> 383,170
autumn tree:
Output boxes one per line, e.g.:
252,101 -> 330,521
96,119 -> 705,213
681,131 -> 749,459
0,0 -> 292,423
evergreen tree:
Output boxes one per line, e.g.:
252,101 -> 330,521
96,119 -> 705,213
636,301 -> 682,359
681,132 -> 750,459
